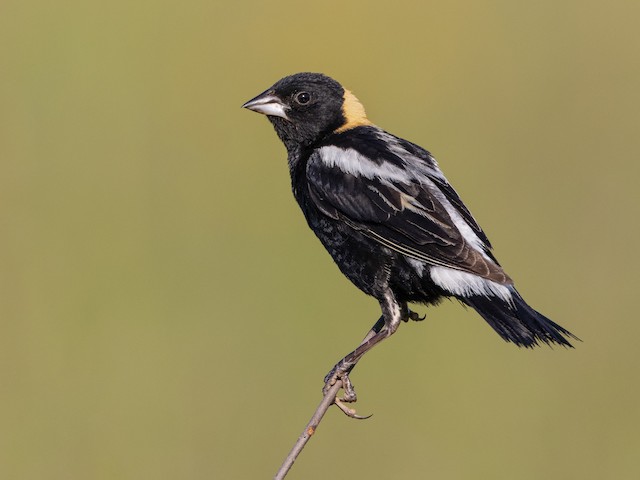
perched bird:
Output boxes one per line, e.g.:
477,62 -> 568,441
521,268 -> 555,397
243,73 -> 576,414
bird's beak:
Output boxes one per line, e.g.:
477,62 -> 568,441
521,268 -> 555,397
242,90 -> 289,120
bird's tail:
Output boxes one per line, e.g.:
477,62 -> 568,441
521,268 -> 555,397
462,290 -> 577,348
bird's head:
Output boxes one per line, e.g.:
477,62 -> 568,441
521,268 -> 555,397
242,72 -> 371,149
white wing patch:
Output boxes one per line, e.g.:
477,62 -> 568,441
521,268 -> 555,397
430,266 -> 514,305
318,145 -> 410,183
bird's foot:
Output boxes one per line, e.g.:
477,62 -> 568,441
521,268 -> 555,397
323,366 -> 372,420
406,309 -> 426,322
323,366 -> 357,401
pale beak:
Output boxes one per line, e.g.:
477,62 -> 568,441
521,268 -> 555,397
242,90 -> 289,120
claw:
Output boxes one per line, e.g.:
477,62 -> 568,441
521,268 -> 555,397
323,367 -> 372,419
335,397 -> 372,419
408,310 -> 426,322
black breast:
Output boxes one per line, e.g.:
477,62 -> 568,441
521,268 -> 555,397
288,149 -> 442,304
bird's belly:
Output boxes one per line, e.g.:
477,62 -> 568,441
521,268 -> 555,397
307,215 -> 442,304
309,216 -> 393,297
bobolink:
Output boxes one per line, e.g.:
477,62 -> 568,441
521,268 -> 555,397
243,73 -> 575,410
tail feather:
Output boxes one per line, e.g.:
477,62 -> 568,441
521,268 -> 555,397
462,291 -> 577,348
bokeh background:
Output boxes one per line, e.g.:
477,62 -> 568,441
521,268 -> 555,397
1,0 -> 639,478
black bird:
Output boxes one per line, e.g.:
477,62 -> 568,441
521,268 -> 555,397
243,73 -> 576,414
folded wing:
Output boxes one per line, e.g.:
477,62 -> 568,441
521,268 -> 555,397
306,130 -> 512,284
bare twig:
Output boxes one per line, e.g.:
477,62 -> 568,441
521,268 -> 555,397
273,380 -> 343,480
273,320 -> 385,479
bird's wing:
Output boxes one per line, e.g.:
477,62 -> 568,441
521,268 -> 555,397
306,129 -> 511,284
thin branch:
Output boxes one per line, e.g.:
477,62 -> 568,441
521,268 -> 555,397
273,319 -> 385,479
273,380 -> 343,480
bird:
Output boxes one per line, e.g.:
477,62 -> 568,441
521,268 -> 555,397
242,72 -> 576,416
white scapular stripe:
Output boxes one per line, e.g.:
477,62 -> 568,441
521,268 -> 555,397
318,146 -> 410,183
430,266 -> 513,304
376,131 -> 446,180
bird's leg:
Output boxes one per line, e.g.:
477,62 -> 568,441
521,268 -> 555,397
358,315 -> 386,345
323,292 -> 404,417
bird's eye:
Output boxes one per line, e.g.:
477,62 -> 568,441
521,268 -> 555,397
295,92 -> 311,105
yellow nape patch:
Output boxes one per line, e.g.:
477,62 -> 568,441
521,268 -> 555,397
335,89 -> 372,133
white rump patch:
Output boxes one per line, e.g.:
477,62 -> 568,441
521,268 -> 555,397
430,266 -> 513,304
407,258 -> 426,276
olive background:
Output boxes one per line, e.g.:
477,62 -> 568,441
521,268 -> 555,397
1,1 -> 639,479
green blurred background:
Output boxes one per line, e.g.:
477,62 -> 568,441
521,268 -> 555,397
1,0 -> 639,478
